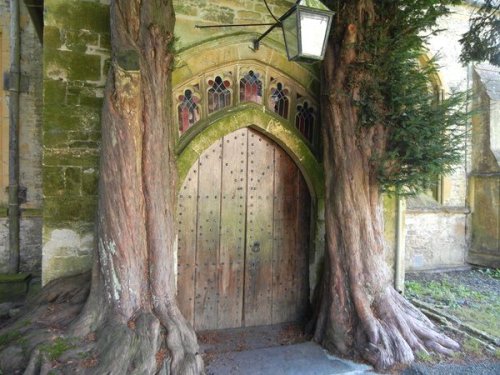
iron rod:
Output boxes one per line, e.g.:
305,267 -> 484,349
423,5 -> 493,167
195,23 -> 275,28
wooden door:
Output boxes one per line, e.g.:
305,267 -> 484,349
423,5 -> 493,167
177,128 -> 310,331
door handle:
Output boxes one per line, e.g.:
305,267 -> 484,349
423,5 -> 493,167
251,241 -> 260,253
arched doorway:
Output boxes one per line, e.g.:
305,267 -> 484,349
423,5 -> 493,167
176,127 -> 311,331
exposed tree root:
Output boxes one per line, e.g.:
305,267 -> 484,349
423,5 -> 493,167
0,273 -> 203,374
358,287 -> 459,370
315,282 -> 460,371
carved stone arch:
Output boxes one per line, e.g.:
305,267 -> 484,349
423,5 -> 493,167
173,34 -> 320,96
176,106 -> 323,201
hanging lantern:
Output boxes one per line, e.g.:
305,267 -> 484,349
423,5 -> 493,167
281,0 -> 334,62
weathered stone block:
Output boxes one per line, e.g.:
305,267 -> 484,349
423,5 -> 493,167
43,129 -> 69,148
176,5 -> 198,17
45,50 -> 102,82
47,0 -> 110,34
63,30 -> 100,53
42,228 -> 94,285
82,168 -> 99,196
43,79 -> 67,105
235,10 -> 261,21
44,196 -> 97,223
43,167 -> 65,196
43,149 -> 100,168
64,167 -> 82,195
201,6 -> 234,24
44,26 -> 62,50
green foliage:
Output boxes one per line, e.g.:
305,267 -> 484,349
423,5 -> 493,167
460,0 -> 500,66
366,1 -> 467,193
330,0 -> 469,194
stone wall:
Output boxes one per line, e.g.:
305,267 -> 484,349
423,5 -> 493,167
41,0 -> 109,284
39,0 -> 306,285
0,0 -> 43,273
404,6 -> 473,272
468,66 -> 500,267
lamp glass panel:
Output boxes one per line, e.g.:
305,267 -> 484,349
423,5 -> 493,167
282,10 -> 299,59
299,12 -> 329,57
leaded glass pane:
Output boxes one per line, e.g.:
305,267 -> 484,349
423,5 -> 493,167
269,82 -> 289,119
208,76 -> 231,114
295,101 -> 314,142
178,89 -> 200,134
240,70 -> 263,104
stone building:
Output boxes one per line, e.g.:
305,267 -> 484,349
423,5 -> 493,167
0,0 -> 43,273
0,0 -> 498,315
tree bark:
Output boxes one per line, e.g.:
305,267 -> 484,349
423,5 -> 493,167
69,0 -> 203,373
313,1 -> 459,370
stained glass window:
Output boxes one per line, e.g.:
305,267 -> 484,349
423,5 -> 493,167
269,82 -> 289,119
240,70 -> 263,104
208,76 -> 231,114
178,89 -> 200,134
295,101 -> 315,142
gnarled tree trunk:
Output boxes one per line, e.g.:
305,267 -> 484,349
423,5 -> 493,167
69,0 -> 202,373
313,1 -> 458,371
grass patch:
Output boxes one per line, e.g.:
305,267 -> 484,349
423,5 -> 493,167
462,337 -> 483,356
415,350 -> 435,362
40,337 -> 75,361
0,330 -> 22,347
405,274 -> 500,338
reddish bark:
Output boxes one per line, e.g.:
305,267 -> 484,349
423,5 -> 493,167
313,1 -> 458,370
69,0 -> 202,373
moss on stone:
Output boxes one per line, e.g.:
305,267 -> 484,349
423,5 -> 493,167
47,0 -> 110,34
43,80 -> 67,106
82,170 -> 99,196
44,196 -> 97,223
43,149 -> 100,168
43,166 -> 66,196
64,167 -> 82,196
64,30 -> 100,53
43,26 -> 62,50
45,49 -> 101,82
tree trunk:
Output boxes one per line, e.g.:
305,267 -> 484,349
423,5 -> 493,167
313,1 -> 458,371
69,0 -> 203,373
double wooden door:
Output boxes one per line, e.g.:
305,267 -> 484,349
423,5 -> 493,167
177,128 -> 310,331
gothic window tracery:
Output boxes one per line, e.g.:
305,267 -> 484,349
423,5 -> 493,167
208,76 -> 231,114
239,70 -> 263,104
269,82 -> 289,119
178,88 -> 200,134
295,100 -> 315,142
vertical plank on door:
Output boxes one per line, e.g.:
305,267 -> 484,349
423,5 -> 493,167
272,146 -> 299,323
244,129 -> 275,327
195,140 -> 222,330
176,163 -> 199,326
218,128 -> 247,329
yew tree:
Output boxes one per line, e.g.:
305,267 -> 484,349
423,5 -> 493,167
313,0 -> 465,370
0,0 -> 469,374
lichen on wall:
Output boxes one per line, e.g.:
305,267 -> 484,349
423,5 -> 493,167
42,0 -> 110,284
